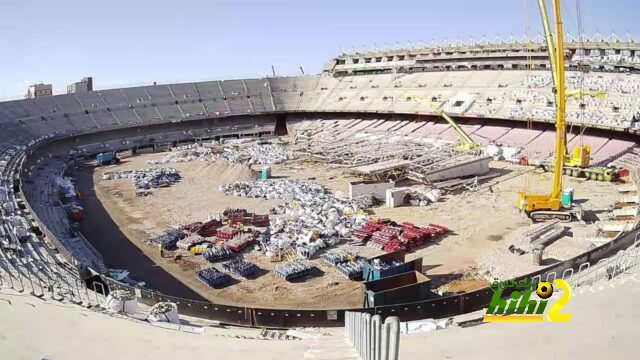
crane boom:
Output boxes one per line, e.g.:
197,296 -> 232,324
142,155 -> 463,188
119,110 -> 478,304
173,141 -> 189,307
538,0 -> 558,89
550,0 -> 566,203
398,92 -> 480,150
517,0 -> 576,221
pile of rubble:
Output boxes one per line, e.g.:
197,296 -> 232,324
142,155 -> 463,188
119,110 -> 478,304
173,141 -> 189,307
406,187 -> 443,207
102,167 -> 181,192
146,143 -> 294,166
222,179 -> 369,260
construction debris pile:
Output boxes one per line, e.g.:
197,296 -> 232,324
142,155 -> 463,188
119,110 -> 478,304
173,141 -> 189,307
274,260 -> 312,281
102,167 -> 181,193
406,187 -> 443,206
222,179 -> 369,261
146,143 -> 294,166
352,219 -> 448,253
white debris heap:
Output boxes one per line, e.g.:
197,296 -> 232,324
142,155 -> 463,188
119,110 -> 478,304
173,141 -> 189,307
102,167 -> 181,190
221,179 -> 369,259
146,143 -> 293,166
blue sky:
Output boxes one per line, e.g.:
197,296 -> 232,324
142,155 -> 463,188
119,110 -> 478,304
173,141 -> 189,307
1,0 -> 638,98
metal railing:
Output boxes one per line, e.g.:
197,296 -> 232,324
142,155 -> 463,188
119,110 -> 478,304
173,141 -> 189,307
346,311 -> 400,360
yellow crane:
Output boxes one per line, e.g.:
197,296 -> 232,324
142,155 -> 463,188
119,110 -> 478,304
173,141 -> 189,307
400,93 -> 481,151
536,0 -> 616,182
517,0 -> 581,222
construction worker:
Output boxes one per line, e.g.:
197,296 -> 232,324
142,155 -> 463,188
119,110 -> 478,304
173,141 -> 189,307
158,244 -> 164,258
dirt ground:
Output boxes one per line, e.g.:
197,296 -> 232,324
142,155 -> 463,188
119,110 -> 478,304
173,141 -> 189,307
88,150 -> 626,309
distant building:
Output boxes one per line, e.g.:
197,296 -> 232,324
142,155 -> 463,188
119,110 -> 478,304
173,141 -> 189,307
25,83 -> 52,99
67,77 -> 93,94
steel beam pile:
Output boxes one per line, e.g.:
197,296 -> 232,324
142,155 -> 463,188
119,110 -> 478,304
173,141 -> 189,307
222,259 -> 259,278
297,127 -> 489,183
196,267 -> 231,287
274,260 -> 312,281
297,133 -> 427,169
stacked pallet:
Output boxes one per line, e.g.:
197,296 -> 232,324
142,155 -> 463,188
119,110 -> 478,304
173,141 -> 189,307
226,232 -> 257,252
321,249 -> 352,265
354,220 -> 449,253
149,229 -> 186,249
176,234 -> 204,250
180,221 -> 204,233
203,247 -> 235,262
274,260 -> 311,281
190,243 -> 212,254
216,226 -> 239,240
336,259 -> 365,280
352,221 -> 385,244
197,219 -> 223,237
196,267 -> 231,287
367,226 -> 402,250
222,259 -> 259,278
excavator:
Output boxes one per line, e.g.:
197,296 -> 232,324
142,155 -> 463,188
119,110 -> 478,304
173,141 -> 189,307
517,0 -> 584,222
534,0 -> 619,182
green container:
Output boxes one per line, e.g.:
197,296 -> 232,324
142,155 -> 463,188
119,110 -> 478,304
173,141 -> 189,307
561,188 -> 573,206
260,167 -> 271,180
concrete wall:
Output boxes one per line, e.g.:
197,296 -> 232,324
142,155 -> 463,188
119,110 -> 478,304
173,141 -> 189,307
423,156 -> 491,182
349,180 -> 395,201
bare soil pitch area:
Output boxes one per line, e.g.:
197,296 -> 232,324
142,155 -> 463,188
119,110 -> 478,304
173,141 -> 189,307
80,150 -> 624,309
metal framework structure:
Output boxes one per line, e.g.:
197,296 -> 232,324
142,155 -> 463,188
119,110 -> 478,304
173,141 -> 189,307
295,126 -> 489,183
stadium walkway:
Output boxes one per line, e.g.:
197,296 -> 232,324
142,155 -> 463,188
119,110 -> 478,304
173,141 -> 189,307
2,266 -> 638,359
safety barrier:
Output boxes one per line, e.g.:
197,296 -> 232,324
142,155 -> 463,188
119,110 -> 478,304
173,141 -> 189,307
345,311 -> 400,360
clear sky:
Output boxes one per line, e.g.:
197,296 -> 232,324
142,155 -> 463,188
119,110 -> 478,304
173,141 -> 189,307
1,0 -> 638,98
